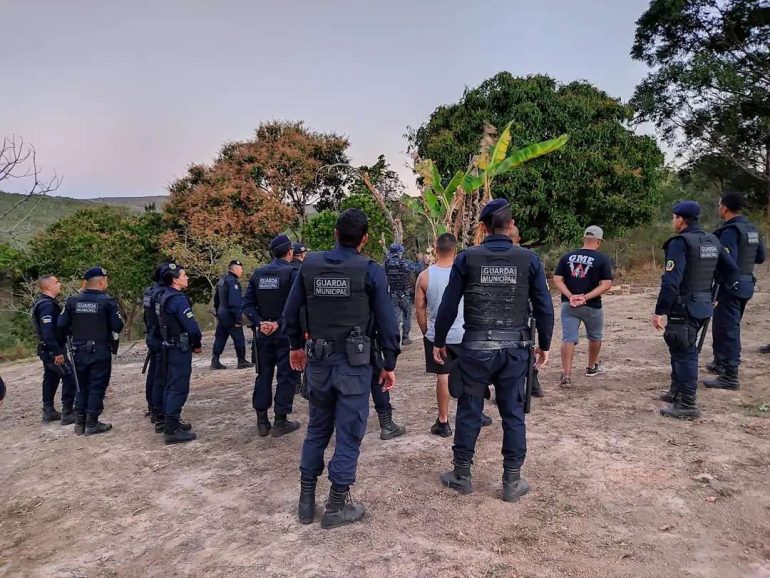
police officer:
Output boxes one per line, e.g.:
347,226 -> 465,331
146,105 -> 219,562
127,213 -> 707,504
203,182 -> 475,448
243,235 -> 300,437
653,201 -> 738,418
703,192 -> 766,389
157,263 -> 202,444
58,266 -> 124,435
291,243 -> 307,269
285,208 -> 400,528
384,243 -> 422,345
211,260 -> 252,370
142,263 -> 168,425
432,199 -> 553,503
31,275 -> 77,424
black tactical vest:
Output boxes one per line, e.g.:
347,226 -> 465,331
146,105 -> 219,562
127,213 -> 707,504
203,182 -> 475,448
67,292 -> 111,343
216,275 -> 229,311
31,296 -> 58,342
254,265 -> 294,321
158,291 -> 186,338
302,251 -> 371,342
385,257 -> 411,293
669,231 -> 720,300
716,220 -> 760,276
463,244 -> 531,332
143,283 -> 165,339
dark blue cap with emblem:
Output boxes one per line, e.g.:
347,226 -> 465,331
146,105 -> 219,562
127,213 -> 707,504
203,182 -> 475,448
270,234 -> 292,252
83,266 -> 108,280
228,259 -> 243,267
479,198 -> 510,222
388,243 -> 404,254
293,243 -> 306,254
160,262 -> 182,282
672,200 -> 701,219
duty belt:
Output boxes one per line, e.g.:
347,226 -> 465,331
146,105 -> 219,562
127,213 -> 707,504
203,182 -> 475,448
306,338 -> 344,360
462,329 -> 531,350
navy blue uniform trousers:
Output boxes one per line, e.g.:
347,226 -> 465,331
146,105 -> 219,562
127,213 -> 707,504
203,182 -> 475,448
212,323 -> 246,357
40,354 -> 77,407
300,353 -> 371,486
253,333 -> 296,415
148,349 -> 166,413
73,348 -> 112,417
391,292 -> 412,340
164,347 -> 192,421
369,367 -> 391,414
711,294 -> 747,369
664,317 -> 704,397
454,347 -> 528,470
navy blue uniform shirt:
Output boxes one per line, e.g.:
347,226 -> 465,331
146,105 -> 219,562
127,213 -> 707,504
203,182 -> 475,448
283,245 -> 401,371
655,225 -> 739,315
214,271 -> 243,322
242,258 -> 298,328
163,288 -> 203,348
57,289 -> 124,340
32,295 -> 65,355
433,235 -> 554,351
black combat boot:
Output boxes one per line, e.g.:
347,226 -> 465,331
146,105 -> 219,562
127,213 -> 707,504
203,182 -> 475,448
85,414 -> 112,436
703,366 -> 740,390
256,410 -> 272,437
164,418 -> 197,445
760,344 -> 770,354
659,381 -> 679,403
42,404 -> 61,423
501,467 -> 530,503
377,410 -> 406,440
210,355 -> 226,370
272,414 -> 300,437
440,460 -> 473,495
320,484 -> 365,529
147,404 -> 156,423
660,394 -> 701,419
531,372 -> 544,398
74,414 -> 86,435
60,404 -> 76,426
154,414 -> 166,433
705,359 -> 724,374
236,356 -> 254,370
298,477 -> 317,524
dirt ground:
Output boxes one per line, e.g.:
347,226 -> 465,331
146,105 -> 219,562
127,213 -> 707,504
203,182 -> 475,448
1,285 -> 769,578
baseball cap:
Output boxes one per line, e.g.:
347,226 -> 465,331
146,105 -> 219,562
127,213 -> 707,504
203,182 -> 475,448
270,234 -> 292,252
672,200 -> 701,219
83,266 -> 108,280
479,198 -> 510,222
583,225 -> 604,240
292,243 -> 307,254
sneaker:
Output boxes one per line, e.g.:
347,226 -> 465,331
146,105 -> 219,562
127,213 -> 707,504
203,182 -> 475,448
430,419 -> 452,438
559,374 -> 572,388
585,363 -> 605,377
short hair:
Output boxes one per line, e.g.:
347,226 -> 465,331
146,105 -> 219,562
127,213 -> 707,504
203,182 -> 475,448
482,206 -> 513,233
274,244 -> 291,259
37,275 -> 56,289
336,208 -> 368,247
721,191 -> 745,212
681,215 -> 698,227
435,233 -> 457,255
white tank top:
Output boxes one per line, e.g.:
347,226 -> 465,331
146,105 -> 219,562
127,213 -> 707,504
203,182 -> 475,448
426,264 -> 464,344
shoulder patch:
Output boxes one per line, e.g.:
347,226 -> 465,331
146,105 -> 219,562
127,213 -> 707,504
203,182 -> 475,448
184,308 -> 194,319
665,260 -> 675,272
41,315 -> 53,324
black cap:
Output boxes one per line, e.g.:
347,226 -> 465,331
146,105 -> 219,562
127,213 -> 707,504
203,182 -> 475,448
229,260 -> 243,267
270,234 -> 292,252
479,198 -> 510,222
83,266 -> 108,280
672,200 -> 701,219
720,191 -> 745,212
292,243 -> 306,254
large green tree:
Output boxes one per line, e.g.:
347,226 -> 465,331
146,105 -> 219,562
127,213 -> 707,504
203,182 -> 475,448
631,0 -> 770,210
408,73 -> 664,245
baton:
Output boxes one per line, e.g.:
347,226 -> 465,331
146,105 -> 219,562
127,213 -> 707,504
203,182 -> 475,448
141,349 -> 151,375
524,316 -> 537,414
697,285 -> 720,353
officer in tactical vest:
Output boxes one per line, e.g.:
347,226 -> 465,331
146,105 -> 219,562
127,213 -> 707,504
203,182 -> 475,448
703,192 -> 766,390
433,199 -> 553,503
31,275 -> 77,424
57,266 -> 124,435
157,263 -> 202,444
384,243 -> 422,346
211,260 -> 253,370
242,234 -> 300,438
653,201 -> 739,418
285,208 -> 400,529
291,243 -> 307,269
142,263 -> 168,425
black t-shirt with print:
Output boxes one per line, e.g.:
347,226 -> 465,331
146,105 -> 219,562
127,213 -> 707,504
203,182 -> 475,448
554,249 -> 614,309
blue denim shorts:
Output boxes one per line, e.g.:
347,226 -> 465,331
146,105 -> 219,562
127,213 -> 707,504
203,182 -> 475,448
561,302 -> 604,343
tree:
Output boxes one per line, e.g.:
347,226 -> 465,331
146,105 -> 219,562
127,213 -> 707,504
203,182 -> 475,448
24,206 -> 164,338
408,73 -> 665,245
0,135 -> 61,243
301,210 -> 339,253
631,0 -> 770,210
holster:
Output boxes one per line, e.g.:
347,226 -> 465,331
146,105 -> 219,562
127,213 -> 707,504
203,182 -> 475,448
663,314 -> 693,351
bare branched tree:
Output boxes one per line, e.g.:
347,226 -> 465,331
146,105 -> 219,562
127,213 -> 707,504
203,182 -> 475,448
0,135 -> 62,239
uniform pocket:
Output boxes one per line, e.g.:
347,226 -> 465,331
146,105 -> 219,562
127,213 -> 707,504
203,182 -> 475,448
334,363 -> 372,396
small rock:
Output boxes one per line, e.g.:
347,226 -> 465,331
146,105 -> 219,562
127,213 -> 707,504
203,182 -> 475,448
659,524 -> 675,532
692,473 -> 714,483
704,496 -> 718,503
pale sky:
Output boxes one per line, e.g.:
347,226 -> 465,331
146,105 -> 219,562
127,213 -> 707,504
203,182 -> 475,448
1,0 -> 653,199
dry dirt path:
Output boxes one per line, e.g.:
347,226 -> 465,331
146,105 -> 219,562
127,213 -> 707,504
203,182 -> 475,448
1,290 -> 769,577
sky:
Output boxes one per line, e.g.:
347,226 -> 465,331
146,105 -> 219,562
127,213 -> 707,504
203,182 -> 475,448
1,0 -> 654,199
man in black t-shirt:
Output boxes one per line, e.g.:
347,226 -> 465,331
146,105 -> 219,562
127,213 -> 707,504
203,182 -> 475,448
553,226 -> 613,386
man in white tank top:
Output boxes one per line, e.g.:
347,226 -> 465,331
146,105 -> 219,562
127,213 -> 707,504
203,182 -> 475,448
416,234 -> 493,436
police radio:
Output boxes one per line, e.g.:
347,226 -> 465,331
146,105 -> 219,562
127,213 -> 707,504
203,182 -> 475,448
345,325 -> 371,367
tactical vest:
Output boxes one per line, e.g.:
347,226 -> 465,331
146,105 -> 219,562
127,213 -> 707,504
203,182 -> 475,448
31,296 -> 57,343
463,245 -> 531,332
385,257 -> 411,293
716,220 -> 760,276
669,231 -> 720,301
158,291 -> 186,338
302,251 -> 371,342
143,283 -> 165,339
67,292 -> 111,344
216,275 -> 229,311
253,264 -> 294,321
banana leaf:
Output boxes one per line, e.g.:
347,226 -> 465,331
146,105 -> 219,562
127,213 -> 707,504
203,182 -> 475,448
489,134 -> 569,177
462,173 -> 483,192
429,161 -> 445,195
490,121 -> 514,167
